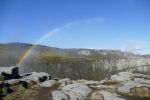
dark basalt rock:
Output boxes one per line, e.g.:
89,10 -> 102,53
4,83 -> 11,87
54,78 -> 58,81
1,72 -> 12,80
48,76 -> 52,80
0,67 -> 20,81
39,76 -> 48,82
0,68 -> 54,100
0,75 -> 5,81
0,94 -> 5,100
7,88 -> 14,94
21,73 -> 32,77
39,75 -> 52,82
11,67 -> 20,79
19,81 -> 28,89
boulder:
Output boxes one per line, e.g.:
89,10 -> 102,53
39,76 -> 48,82
39,80 -> 56,87
0,67 -> 20,80
117,81 -> 150,97
19,72 -> 51,88
4,79 -> 19,88
110,72 -> 133,82
134,78 -> 150,85
20,72 -> 50,83
63,90 -> 84,100
62,83 -> 91,100
1,72 -> 12,80
0,74 -> 5,81
0,67 -> 14,74
91,85 -> 117,93
91,91 -> 125,100
19,80 -> 29,88
11,67 -> 20,79
77,79 -> 101,85
0,82 -> 4,89
58,78 -> 72,89
52,90 -> 69,100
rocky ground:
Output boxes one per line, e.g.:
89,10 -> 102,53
0,67 -> 150,100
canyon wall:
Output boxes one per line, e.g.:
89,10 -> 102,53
0,43 -> 150,80
19,58 -> 150,80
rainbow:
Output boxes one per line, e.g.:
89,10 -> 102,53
16,18 -> 102,66
15,21 -> 79,66
16,28 -> 60,66
16,45 -> 36,66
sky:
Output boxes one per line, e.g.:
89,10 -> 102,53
0,0 -> 150,54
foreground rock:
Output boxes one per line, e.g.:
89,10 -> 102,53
91,91 -> 125,100
62,83 -> 91,100
39,80 -> 56,87
0,67 -> 150,100
110,72 -> 133,82
52,90 -> 69,100
0,67 -> 20,80
52,83 -> 91,100
117,81 -> 150,97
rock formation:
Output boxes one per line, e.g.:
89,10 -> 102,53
0,67 -> 150,100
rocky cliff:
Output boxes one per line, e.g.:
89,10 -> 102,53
0,67 -> 150,100
0,43 -> 150,80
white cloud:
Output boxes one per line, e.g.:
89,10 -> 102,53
122,40 -> 148,54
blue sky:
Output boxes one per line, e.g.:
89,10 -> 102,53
0,0 -> 150,54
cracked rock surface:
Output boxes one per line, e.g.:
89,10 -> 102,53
0,67 -> 150,100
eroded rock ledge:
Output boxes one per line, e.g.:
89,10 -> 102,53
0,67 -> 150,100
